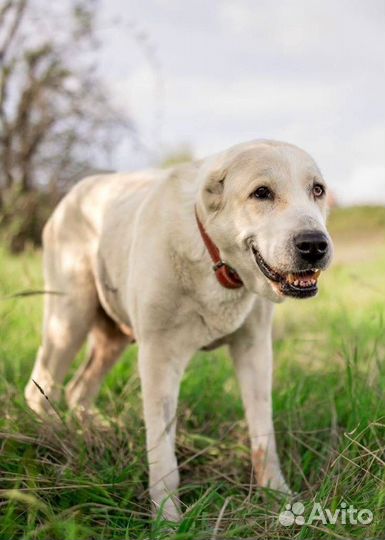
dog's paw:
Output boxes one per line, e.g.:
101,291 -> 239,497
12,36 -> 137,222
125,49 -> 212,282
263,472 -> 292,496
151,487 -> 182,523
70,405 -> 123,431
153,500 -> 181,523
24,379 -> 61,420
252,447 -> 292,496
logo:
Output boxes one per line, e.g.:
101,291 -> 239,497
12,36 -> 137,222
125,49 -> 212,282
279,501 -> 373,527
279,502 -> 305,526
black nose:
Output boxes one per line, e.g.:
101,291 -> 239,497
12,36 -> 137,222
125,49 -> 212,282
294,231 -> 329,264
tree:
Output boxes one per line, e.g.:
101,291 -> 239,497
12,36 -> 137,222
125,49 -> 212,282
0,0 -> 132,196
0,0 -> 133,251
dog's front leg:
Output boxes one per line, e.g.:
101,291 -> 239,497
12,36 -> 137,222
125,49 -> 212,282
138,339 -> 192,521
229,301 -> 290,494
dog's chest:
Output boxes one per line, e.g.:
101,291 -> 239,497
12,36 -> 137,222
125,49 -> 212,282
193,288 -> 255,345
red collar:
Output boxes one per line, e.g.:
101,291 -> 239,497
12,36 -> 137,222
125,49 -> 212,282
195,207 -> 243,289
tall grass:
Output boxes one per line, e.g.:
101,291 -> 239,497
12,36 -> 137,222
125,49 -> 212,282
0,207 -> 384,539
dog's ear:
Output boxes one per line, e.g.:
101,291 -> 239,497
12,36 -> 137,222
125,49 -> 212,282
202,167 -> 226,211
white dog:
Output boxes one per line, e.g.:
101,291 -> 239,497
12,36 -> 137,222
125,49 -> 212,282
25,140 -> 333,520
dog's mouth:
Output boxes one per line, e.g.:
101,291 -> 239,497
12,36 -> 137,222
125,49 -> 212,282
251,246 -> 321,298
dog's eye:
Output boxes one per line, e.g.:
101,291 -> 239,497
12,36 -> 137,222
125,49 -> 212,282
251,186 -> 273,200
312,183 -> 325,198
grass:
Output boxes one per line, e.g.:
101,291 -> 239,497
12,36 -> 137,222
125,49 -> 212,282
0,206 -> 385,539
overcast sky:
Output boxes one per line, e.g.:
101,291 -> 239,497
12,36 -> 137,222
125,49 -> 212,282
98,0 -> 385,206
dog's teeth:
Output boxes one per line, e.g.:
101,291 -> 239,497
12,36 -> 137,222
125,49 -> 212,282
289,271 -> 320,288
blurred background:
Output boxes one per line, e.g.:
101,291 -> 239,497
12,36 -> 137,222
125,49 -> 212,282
0,0 -> 384,251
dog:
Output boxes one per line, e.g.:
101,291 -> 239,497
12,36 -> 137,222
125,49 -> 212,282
25,140 -> 333,520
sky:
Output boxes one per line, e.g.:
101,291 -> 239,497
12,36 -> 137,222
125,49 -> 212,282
97,0 -> 385,206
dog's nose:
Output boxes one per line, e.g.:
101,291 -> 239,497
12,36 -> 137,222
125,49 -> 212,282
294,231 -> 329,264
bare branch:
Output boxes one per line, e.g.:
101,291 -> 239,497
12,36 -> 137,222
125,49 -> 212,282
0,0 -> 27,65
0,0 -> 132,199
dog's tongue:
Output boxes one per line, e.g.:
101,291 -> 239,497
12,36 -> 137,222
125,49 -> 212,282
286,270 -> 321,287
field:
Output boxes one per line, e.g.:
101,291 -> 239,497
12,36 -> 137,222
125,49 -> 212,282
0,206 -> 385,539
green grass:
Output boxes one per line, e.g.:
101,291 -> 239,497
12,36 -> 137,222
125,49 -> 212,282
328,205 -> 385,238
1,207 -> 385,539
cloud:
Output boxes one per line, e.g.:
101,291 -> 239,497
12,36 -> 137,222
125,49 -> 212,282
219,0 -> 384,62
100,0 -> 385,205
346,166 -> 385,204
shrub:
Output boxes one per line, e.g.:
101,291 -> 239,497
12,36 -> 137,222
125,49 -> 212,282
0,189 -> 61,253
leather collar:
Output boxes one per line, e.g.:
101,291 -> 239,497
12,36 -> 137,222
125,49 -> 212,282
195,206 -> 243,289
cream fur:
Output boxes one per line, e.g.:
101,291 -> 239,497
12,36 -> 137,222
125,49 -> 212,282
25,140 -> 332,520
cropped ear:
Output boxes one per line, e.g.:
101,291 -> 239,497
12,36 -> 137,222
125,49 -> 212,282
201,167 -> 226,211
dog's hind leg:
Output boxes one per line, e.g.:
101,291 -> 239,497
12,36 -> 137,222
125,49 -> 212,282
25,291 -> 97,417
65,307 -> 133,423
25,222 -> 98,417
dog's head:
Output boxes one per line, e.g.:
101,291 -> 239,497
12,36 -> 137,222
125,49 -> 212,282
197,140 -> 333,302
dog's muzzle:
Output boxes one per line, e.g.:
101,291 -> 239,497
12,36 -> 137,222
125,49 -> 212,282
251,246 -> 322,298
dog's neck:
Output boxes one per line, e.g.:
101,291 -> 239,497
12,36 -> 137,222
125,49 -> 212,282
194,206 -> 243,289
